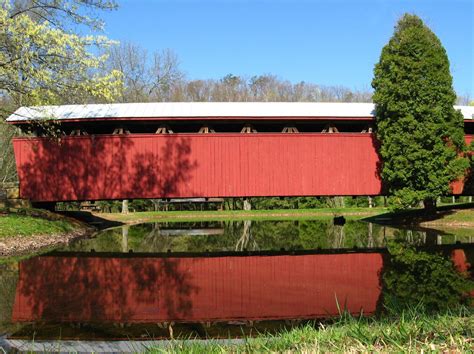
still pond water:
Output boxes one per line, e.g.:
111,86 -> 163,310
1,219 -> 473,341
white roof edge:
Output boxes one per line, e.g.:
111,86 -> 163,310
454,105 -> 474,119
6,102 -> 474,121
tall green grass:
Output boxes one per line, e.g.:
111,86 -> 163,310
146,305 -> 473,353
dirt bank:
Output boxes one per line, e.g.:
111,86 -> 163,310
0,227 -> 94,258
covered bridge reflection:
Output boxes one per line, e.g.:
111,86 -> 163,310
12,252 -> 384,323
12,246 -> 472,325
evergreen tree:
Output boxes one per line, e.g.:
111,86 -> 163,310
372,14 -> 468,210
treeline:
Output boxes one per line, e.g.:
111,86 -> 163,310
105,43 -> 373,104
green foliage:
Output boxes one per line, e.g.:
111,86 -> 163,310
0,261 -> 19,334
252,197 -> 327,210
372,14 -> 469,209
0,1 -> 122,110
0,121 -> 16,182
383,238 -> 474,312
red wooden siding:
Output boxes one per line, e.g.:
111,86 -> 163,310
12,253 -> 383,323
12,133 -> 382,202
13,134 -> 474,202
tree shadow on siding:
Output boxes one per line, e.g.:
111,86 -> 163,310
126,136 -> 198,199
16,135 -> 197,201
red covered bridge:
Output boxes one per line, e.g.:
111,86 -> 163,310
7,102 -> 474,202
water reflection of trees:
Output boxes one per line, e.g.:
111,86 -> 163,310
63,220 -> 393,253
61,220 -> 474,254
0,262 -> 20,334
383,236 -> 474,312
235,220 -> 258,251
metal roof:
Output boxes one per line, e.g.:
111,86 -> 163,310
6,102 -> 474,121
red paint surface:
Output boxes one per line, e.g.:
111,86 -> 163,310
12,253 -> 383,323
13,133 -> 382,202
13,133 -> 474,202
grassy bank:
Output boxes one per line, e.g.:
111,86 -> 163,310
99,207 -> 388,224
366,202 -> 474,228
0,208 -> 93,257
421,207 -> 474,227
0,213 -> 75,238
149,307 -> 473,352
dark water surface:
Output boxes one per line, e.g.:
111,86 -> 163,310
1,219 -> 473,341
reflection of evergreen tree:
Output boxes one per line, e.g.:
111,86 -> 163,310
383,238 -> 474,312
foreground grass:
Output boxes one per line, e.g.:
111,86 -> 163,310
148,307 -> 474,353
100,207 -> 388,224
0,209 -> 77,238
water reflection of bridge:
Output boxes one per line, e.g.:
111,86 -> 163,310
11,244 -> 473,329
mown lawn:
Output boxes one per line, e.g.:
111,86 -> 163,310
98,204 -> 474,226
0,212 -> 76,238
100,207 -> 388,224
147,307 -> 474,353
427,208 -> 474,224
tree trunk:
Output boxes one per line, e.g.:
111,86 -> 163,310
243,198 -> 251,210
423,198 -> 436,214
368,196 -> 373,208
151,199 -> 160,211
122,199 -> 129,214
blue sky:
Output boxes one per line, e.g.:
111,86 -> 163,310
101,0 -> 473,97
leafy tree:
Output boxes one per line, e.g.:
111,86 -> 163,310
372,14 -> 468,210
0,0 -> 122,110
